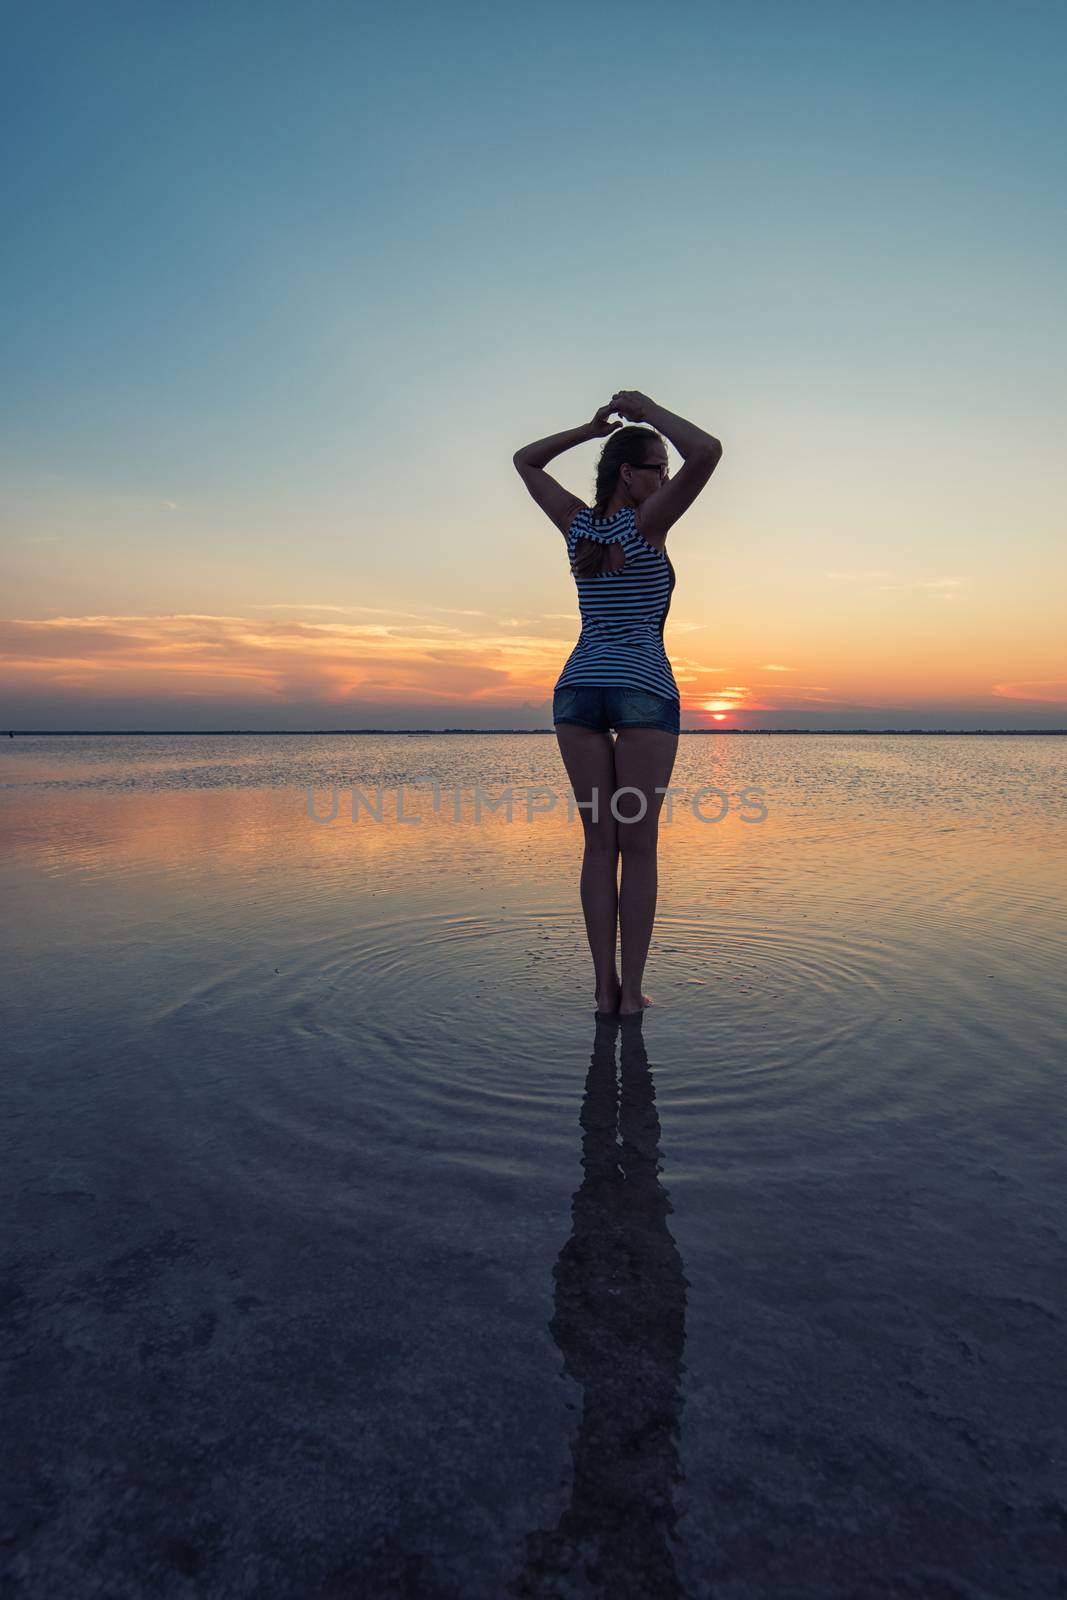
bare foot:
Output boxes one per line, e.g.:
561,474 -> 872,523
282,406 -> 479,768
619,991 -> 652,1016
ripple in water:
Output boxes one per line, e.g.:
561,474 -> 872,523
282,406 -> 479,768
143,870 -> 1064,1202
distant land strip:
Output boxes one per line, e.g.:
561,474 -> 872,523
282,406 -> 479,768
7,729 -> 1067,738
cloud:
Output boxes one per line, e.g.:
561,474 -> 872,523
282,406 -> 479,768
759,663 -> 796,672
826,571 -> 966,601
915,577 -> 964,601
426,607 -> 488,617
250,603 -> 427,618
990,679 -> 1067,704
0,609 -> 579,708
251,602 -> 499,625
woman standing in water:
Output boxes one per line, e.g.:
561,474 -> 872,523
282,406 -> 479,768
513,391 -> 722,1016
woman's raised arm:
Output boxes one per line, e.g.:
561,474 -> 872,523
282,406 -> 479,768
611,391 -> 721,461
512,403 -> 620,468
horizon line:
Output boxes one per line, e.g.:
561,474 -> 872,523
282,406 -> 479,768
5,728 -> 1066,738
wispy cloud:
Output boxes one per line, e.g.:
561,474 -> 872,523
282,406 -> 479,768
826,570 -> 966,601
672,658 -> 728,673
915,577 -> 964,600
991,678 -> 1067,704
0,610 -> 579,708
250,603 -> 427,618
251,601 -> 504,625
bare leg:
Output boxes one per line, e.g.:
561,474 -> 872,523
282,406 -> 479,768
612,726 -> 679,1014
555,723 -> 621,1012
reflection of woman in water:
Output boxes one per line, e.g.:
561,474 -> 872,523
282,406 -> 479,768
511,1011 -> 690,1598
514,392 -> 722,1016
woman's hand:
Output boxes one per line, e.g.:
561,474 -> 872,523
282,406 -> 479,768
610,390 -> 655,423
587,402 -> 623,438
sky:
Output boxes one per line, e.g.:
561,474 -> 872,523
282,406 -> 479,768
3,0 -> 1065,731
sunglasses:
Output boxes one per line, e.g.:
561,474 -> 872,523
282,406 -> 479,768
630,462 -> 668,478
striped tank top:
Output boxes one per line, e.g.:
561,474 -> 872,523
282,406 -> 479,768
554,506 -> 679,703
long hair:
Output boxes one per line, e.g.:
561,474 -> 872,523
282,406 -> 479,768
572,425 -> 666,579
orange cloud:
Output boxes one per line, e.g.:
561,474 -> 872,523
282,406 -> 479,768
991,679 -> 1067,704
0,611 -> 579,708
5,613 -> 1054,721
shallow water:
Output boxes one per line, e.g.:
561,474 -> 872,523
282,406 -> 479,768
2,734 -> 1065,1597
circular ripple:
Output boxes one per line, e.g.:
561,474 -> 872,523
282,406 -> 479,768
145,883 -> 1064,1194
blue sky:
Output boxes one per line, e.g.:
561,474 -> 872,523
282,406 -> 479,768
3,0 -> 1065,729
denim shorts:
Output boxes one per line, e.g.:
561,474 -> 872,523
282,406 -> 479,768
553,684 -> 680,734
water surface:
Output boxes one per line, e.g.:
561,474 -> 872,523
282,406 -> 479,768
2,734 -> 1065,1597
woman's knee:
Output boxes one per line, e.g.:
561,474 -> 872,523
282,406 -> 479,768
582,816 -> 619,855
616,817 -> 659,856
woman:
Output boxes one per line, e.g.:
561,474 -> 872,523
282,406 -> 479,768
513,390 -> 723,1017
